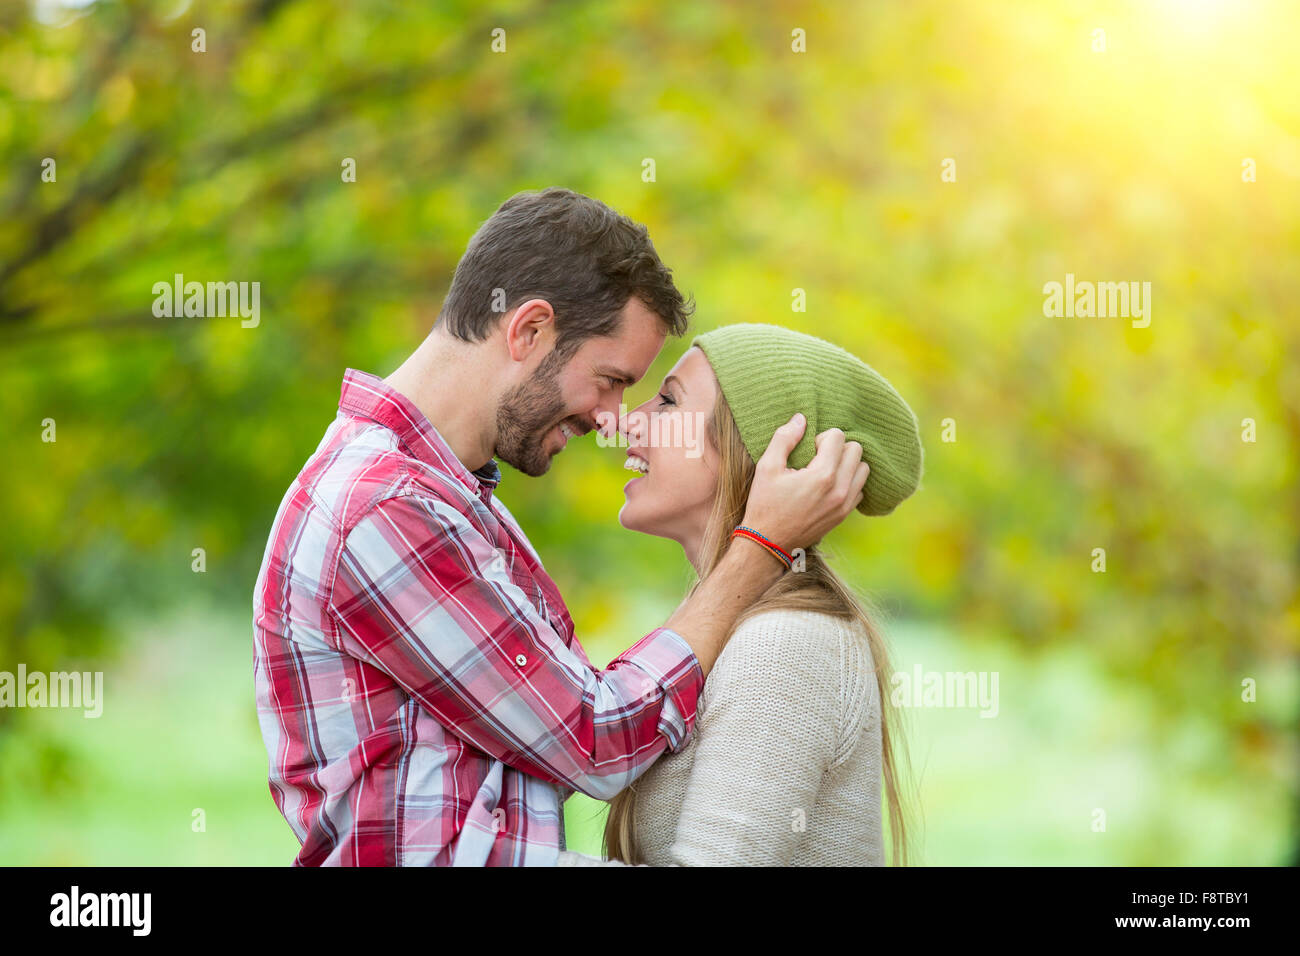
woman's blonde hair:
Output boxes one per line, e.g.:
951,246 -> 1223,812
602,387 -> 916,865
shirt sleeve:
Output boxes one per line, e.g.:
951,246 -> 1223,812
661,614 -> 842,865
327,491 -> 705,801
546,615 -> 847,868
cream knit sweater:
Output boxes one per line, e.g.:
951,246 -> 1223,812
557,608 -> 886,866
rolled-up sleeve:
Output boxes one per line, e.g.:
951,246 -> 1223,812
327,492 -> 704,801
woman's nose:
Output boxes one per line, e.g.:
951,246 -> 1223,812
618,401 -> 650,444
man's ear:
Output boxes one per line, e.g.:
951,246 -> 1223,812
503,298 -> 556,364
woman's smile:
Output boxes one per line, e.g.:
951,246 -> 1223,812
623,449 -> 650,485
614,347 -> 722,570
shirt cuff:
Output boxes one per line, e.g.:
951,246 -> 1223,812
614,626 -> 705,754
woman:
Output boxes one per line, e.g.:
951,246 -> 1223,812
558,323 -> 923,866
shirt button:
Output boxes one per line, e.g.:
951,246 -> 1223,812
515,654 -> 527,667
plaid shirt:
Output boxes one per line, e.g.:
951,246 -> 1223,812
253,369 -> 704,866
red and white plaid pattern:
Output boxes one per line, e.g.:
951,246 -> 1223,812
253,369 -> 704,865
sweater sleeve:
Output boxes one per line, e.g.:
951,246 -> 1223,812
662,611 -> 842,866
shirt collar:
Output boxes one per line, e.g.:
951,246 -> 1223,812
338,368 -> 501,500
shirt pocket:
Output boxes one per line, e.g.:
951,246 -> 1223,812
508,564 -> 547,616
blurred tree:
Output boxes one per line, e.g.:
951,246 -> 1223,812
0,0 -> 1295,815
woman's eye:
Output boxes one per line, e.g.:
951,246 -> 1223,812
658,392 -> 676,407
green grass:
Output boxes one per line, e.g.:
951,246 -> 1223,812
0,607 -> 1291,865
0,603 -> 300,865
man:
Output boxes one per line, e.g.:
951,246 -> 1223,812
252,187 -> 868,865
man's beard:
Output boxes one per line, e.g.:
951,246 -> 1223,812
495,350 -> 582,477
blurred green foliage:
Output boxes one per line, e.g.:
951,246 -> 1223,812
0,0 -> 1295,863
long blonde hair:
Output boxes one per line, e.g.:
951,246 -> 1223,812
603,389 -> 916,865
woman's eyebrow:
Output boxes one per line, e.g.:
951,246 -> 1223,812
663,374 -> 686,393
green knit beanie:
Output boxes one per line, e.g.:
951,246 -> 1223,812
693,324 -> 924,517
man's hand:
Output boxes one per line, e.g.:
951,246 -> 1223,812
665,413 -> 869,677
740,414 -> 869,553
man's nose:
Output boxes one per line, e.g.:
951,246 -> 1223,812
592,398 -> 624,441
616,399 -> 650,444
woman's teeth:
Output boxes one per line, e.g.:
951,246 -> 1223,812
624,455 -> 649,475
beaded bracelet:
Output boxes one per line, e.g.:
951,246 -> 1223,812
732,526 -> 793,571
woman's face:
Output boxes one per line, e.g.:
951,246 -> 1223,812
617,346 -> 721,559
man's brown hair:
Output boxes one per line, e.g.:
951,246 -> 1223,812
438,187 -> 694,358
